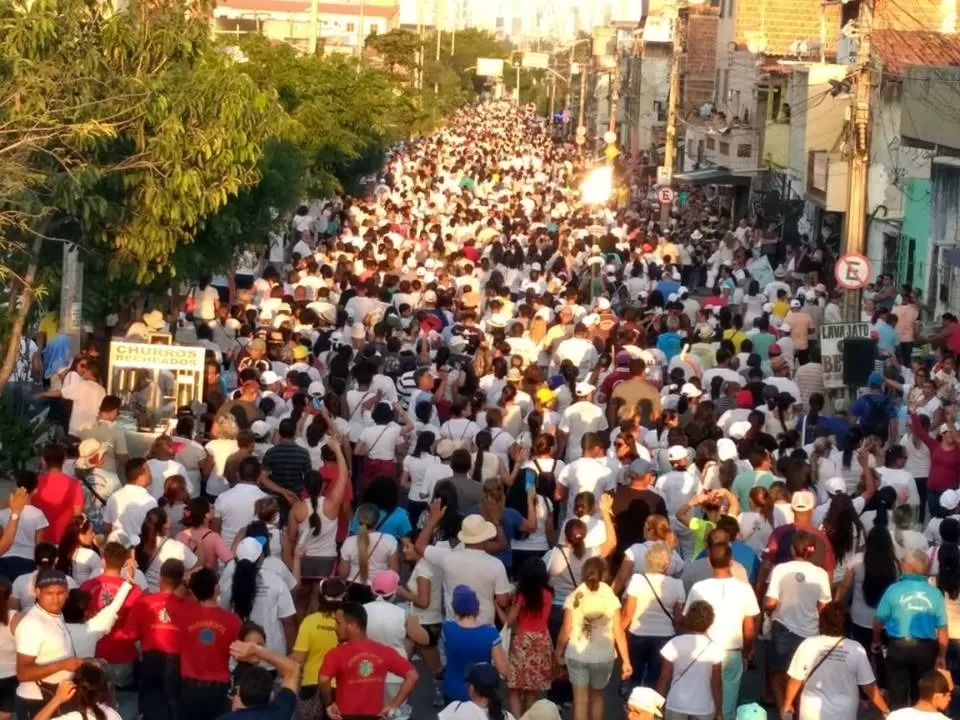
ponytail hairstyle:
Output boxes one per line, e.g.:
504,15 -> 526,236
749,486 -> 775,528
412,431 -> 435,458
354,503 -> 381,584
182,497 -> 211,529
231,550 -> 262,621
564,518 -> 587,559
255,497 -> 280,527
561,362 -> 578,401
710,375 -> 723,402
56,515 -> 97,576
580,556 -> 606,593
305,470 -> 323,537
135,507 -> 168,572
499,383 -> 517,407
72,662 -> 111,720
34,542 -> 58,577
470,672 -> 506,720
473,429 -> 492,482
526,410 -> 544,442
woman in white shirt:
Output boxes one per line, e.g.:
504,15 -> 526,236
204,414 -> 240,496
621,542 -> 685,690
338,503 -> 399,604
55,516 -> 102,586
438,663 -> 516,720
656,600 -> 725,720
354,403 -> 413,492
400,432 -> 444,524
135,507 -> 201,592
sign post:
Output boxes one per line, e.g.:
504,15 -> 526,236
819,322 -> 871,388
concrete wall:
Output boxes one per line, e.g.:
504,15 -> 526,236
787,64 -> 848,198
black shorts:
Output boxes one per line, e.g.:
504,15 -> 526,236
0,676 -> 16,714
422,623 -> 442,648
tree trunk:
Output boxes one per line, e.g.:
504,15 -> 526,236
0,234 -> 44,392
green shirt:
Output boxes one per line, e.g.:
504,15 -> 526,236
732,470 -> 775,508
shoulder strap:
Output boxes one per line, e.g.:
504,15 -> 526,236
349,391 -> 372,420
639,573 -> 677,630
558,547 -> 577,588
672,637 -> 713,685
76,471 -> 107,506
803,637 -> 845,683
148,537 -> 169,570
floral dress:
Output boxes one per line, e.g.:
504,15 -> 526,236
507,588 -> 554,692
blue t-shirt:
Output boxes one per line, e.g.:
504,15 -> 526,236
850,393 -> 897,428
875,574 -> 948,640
875,320 -> 899,353
795,414 -> 851,446
656,332 -> 684,362
466,506 -> 523,568
656,280 -> 680,299
441,622 -> 501,700
348,507 -> 412,539
696,540 -> 760,582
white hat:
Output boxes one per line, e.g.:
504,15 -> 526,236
489,313 -> 509,328
310,302 -> 337,324
627,687 -> 664,717
942,489 -> 960,511
307,380 -> 325,397
791,490 -> 816,512
762,302 -> 774,313
596,297 -> 611,311
251,420 -> 272,439
260,370 -> 280,386
581,313 -> 599,327
717,438 -> 738,462
422,290 -> 438,304
668,293 -> 679,302
825,477 -> 847,495
415,267 -> 426,277
531,262 -> 542,272
790,299 -> 801,309
75,438 -> 104,471
691,230 -> 703,240
667,445 -> 688,462
680,383 -> 702,398
142,310 -> 165,330
575,382 -> 595,396
458,515 -> 498,545
236,537 -> 265,563
425,258 -> 436,269
779,323 -> 792,333
728,420 -> 752,440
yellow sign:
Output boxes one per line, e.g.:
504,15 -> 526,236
605,145 -> 621,160
110,341 -> 206,371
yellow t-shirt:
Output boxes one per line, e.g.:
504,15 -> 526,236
38,312 -> 58,343
772,300 -> 789,319
293,611 -> 339,687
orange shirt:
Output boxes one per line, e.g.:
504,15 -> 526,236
785,311 -> 814,350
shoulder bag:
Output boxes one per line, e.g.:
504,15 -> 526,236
639,572 -> 678,631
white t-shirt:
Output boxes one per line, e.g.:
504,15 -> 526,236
685,576 -> 760,650
15,605 -> 76,699
511,495 -> 553,552
877,466 -> 920,508
557,457 -> 616,517
340,532 -> 398,585
195,285 -> 220,321
62,380 -> 106,435
407,558 -> 443,626
59,707 -> 122,720
660,634 -> 725,716
102,484 -> 158,547
359,423 -> 404,462
625,573 -> 685,637
766,560 -> 832,637
214,483 -> 270,547
69,547 -> 103,585
364,600 -> 409,683
146,458 -> 189,500
886,710 -> 950,720
220,568 -> 296,654
438,701 -> 517,720
737,511 -> 774,556
625,542 -> 685,578
423,545 -> 511,626
0,506 -> 48,561
787,635 -> 875,720
558,402 -> 609,462
143,537 -> 197,592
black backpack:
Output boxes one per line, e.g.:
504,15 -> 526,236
861,395 -> 890,441
505,459 -> 556,540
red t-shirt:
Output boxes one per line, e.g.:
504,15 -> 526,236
516,588 -> 553,632
598,369 -> 631,400
318,639 -> 413,716
80,575 -> 143,664
34,471 -> 84,543
126,591 -> 190,654
946,323 -> 960,356
179,605 -> 243,683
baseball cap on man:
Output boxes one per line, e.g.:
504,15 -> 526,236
791,490 -> 816,512
868,371 -> 884,388
667,445 -> 688,462
941,489 -> 960,511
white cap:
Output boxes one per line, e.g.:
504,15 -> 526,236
260,370 -> 280,386
728,420 -> 752,440
581,313 -> 599,327
627,687 -> 664,717
680,382 -> 702,398
423,290 -> 438,304
762,302 -> 774,313
575,382 -> 595,396
825,477 -> 847,495
531,262 -> 542,272
717,438 -> 738,462
942,489 -> 960,511
667,445 -> 688,462
251,420 -> 272,438
425,258 -> 436,269
308,380 -> 325,397
596,297 -> 611,311
236,537 -> 265,562
791,490 -> 816,512
790,299 -> 801,309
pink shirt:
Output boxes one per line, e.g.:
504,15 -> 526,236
892,304 -> 918,342
176,528 -> 234,569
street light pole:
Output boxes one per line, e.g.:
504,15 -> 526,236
662,6 -> 688,224
577,57 -> 588,129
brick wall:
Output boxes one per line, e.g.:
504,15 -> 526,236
733,0 -> 841,56
874,0 -> 950,31
684,9 -> 719,110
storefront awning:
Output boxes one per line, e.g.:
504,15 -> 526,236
672,167 -> 753,186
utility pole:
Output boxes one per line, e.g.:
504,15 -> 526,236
357,0 -> 366,63
577,57 -> 588,129
548,69 -> 556,120
608,62 -> 620,134
309,0 -> 318,54
662,6 -> 687,224
841,0 -> 873,319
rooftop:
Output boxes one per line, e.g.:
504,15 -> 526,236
873,29 -> 960,75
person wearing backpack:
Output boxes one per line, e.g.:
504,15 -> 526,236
851,373 -> 897,445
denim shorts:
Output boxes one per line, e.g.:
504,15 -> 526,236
769,621 -> 804,672
566,658 -> 614,690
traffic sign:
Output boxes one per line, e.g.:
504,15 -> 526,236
835,253 -> 872,290
603,130 -> 617,145
604,145 -> 620,160
657,187 -> 676,205
657,166 -> 673,186
576,125 -> 586,137
575,136 -> 585,145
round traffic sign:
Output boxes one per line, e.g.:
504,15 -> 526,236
603,130 -> 617,145
657,187 -> 676,205
835,253 -> 872,290
575,136 -> 585,145
576,125 -> 586,137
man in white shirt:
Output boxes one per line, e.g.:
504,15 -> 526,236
40,360 -> 106,435
556,433 -> 617,517
552,324 -> 599,380
103,459 -> 159,545
415,511 -> 511,626
558,384 -> 609,463
877,446 -> 921,509
214,456 -> 270,547
685,533 -> 760,720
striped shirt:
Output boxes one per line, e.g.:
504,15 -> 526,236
262,441 -> 312,495
794,362 -> 826,409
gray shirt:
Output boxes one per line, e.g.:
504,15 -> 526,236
448,473 -> 483,509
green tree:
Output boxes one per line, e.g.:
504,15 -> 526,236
365,28 -> 419,77
0,0 -> 283,389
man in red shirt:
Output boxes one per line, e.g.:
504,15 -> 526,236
126,559 -> 190,720
318,603 -> 418,720
81,542 -> 143,704
178,567 -> 242,720
33,443 -> 83,543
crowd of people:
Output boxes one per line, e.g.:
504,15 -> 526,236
8,100 -> 960,720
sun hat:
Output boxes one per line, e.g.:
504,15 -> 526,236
457,515 -> 497,545
371,570 -> 400,597
518,700 -> 561,720
143,310 -> 165,330
627,687 -> 664,717
507,368 -> 523,382
75,438 -> 104,471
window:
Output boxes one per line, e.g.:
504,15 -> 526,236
697,139 -> 705,164
653,101 -> 666,122
346,22 -> 355,31
719,141 -> 730,155
736,143 -> 752,158
706,137 -> 716,150
687,140 -> 695,158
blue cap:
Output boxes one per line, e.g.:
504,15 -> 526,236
736,704 -> 767,720
466,663 -> 500,688
868,371 -> 884,388
451,585 -> 479,616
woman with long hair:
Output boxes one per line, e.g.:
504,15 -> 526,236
935,541 -> 960,692
438,663 -> 514,720
613,515 -> 684,593
338,503 -> 399,603
835,510 -> 899,687
685,402 -> 722,449
176,497 -> 233,571
158,475 -> 190,537
349,474 -> 413,540
401,432 -> 442,526
498,384 -> 524,438
820,493 -> 865,583
135,507 -> 201,592
555,556 -> 631,720
354,402 -> 413,492
55,516 -> 102,585
502,559 -> 554,717
472,430 -> 509,485
33,664 -> 121,720
416,480 -> 464,546
287,439 -> 348,613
